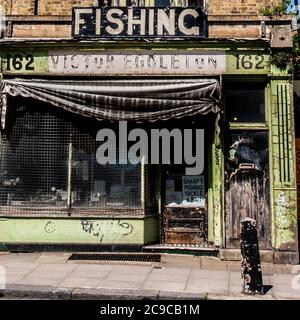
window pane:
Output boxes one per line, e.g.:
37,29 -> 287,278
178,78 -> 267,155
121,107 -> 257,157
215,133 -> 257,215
67,121 -> 142,209
155,0 -> 171,6
225,131 -> 269,173
126,0 -> 145,5
165,169 -> 206,208
0,107 -> 69,209
0,100 -> 142,213
225,85 -> 265,123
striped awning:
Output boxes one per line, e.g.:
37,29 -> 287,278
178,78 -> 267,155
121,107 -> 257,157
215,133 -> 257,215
1,78 -> 221,127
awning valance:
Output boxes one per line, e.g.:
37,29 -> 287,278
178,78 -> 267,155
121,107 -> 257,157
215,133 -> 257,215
1,78 -> 221,126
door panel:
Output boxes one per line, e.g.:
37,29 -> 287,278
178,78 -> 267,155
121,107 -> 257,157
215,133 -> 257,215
225,169 -> 271,249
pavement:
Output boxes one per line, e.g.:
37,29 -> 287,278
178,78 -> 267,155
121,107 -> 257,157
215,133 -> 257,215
0,252 -> 299,300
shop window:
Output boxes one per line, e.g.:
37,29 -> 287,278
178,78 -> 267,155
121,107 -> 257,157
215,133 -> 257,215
126,0 -> 145,5
0,100 -> 143,214
225,131 -> 269,177
157,118 -> 209,209
34,0 -> 38,15
165,165 -> 206,208
225,84 -> 265,123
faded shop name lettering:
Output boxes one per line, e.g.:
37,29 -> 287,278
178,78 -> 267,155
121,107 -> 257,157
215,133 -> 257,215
49,52 -> 225,74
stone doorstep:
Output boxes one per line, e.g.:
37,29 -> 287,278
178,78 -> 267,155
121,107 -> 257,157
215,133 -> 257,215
219,249 -> 299,265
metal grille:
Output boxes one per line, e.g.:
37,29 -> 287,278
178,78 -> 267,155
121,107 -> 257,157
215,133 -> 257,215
0,98 -> 146,216
68,253 -> 161,262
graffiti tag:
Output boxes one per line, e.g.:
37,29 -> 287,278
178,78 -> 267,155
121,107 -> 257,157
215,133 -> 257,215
80,219 -> 134,243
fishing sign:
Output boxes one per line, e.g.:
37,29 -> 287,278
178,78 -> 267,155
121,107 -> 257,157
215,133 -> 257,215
72,7 -> 207,39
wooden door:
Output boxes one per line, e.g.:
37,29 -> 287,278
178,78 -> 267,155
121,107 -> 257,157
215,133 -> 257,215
225,169 -> 271,249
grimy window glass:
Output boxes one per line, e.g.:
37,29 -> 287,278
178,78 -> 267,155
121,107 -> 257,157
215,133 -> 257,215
225,84 -> 265,123
0,100 -> 142,214
157,117 -> 210,209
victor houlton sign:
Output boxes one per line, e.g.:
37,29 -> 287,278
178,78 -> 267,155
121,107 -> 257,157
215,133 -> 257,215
72,7 -> 207,39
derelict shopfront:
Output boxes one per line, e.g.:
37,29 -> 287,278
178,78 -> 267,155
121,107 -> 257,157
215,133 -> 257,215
0,56 -> 221,248
0,6 -> 298,263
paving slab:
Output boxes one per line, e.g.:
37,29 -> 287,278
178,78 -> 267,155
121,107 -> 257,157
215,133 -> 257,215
189,269 -> 230,280
185,277 -> 229,294
0,253 -> 40,264
33,253 -> 71,264
59,277 -> 103,289
0,253 -> 299,300
142,280 -> 187,292
97,280 -> 145,290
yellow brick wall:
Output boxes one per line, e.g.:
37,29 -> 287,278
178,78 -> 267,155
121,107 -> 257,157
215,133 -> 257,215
0,0 -> 97,15
0,0 -> 35,15
38,0 -> 96,16
0,0 -> 285,16
208,0 -> 283,15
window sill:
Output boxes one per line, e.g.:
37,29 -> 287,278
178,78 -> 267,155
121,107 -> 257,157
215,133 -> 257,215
228,122 -> 268,130
0,206 -> 156,219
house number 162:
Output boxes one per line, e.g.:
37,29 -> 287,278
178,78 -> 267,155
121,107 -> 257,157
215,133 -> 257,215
236,54 -> 265,70
5,54 -> 35,71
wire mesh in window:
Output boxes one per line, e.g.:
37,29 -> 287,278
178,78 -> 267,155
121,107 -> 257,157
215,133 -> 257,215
70,126 -> 142,210
0,99 -> 145,216
0,107 -> 70,213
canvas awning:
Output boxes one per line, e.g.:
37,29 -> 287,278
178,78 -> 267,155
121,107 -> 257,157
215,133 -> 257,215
1,78 -> 221,128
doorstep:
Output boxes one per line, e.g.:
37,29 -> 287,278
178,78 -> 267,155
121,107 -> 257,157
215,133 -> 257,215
143,243 -> 218,257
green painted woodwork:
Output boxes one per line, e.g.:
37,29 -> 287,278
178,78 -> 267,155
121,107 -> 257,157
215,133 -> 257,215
211,144 -> 224,247
270,80 -> 298,251
1,46 -> 272,76
0,40 -> 298,253
0,216 -> 159,244
226,51 -> 270,75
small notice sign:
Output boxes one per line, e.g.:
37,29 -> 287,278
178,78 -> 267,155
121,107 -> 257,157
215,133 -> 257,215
182,175 -> 205,207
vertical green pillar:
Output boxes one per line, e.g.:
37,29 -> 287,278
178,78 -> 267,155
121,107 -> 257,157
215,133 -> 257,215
270,79 -> 298,263
209,142 -> 224,247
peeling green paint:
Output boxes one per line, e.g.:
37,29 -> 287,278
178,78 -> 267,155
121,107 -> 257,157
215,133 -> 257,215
0,40 -> 298,253
0,217 -> 159,244
1,50 -> 48,74
273,190 -> 297,248
226,51 -> 270,74
270,80 -> 298,251
0,46 -> 273,76
212,144 -> 224,247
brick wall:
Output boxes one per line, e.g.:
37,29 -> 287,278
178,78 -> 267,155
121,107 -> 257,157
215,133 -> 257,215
0,0 -> 35,15
0,0 -> 97,15
0,0 -> 285,16
38,0 -> 96,16
208,0 -> 283,15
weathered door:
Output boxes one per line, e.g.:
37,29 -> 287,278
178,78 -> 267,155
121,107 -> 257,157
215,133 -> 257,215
162,206 -> 208,245
225,169 -> 271,249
